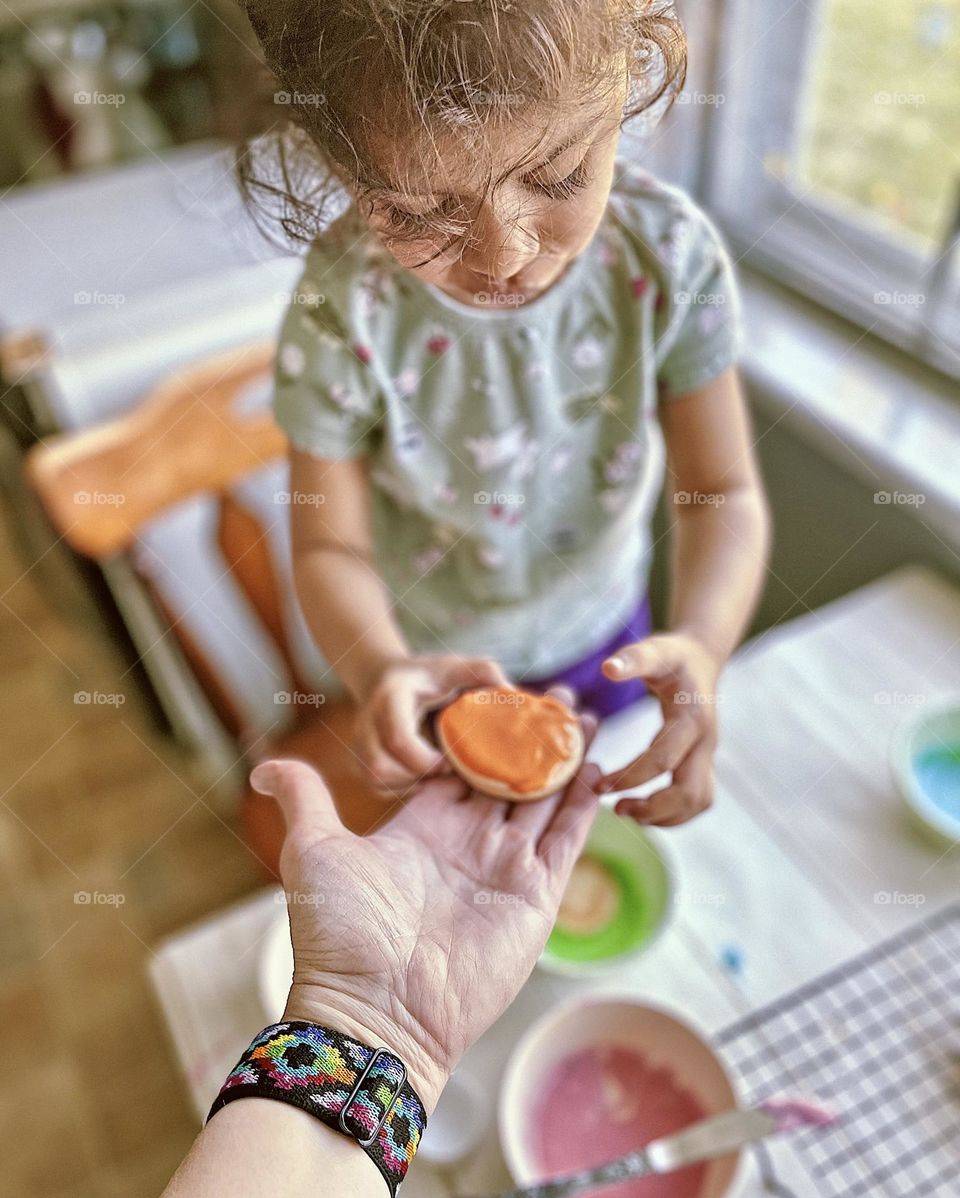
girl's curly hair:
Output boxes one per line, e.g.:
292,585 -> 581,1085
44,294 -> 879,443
235,0 -> 686,251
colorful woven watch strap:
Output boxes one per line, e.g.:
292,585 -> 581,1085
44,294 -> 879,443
207,1021 -> 428,1195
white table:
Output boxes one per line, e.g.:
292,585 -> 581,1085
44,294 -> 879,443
150,565 -> 960,1196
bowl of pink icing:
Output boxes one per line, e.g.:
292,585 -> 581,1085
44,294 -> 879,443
499,997 -> 749,1198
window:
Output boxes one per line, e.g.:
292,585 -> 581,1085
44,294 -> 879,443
703,0 -> 960,377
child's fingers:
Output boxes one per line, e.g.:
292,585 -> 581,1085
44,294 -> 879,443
543,682 -> 578,711
601,638 -> 681,686
567,701 -> 600,750
361,755 -> 417,796
614,743 -> 715,826
461,656 -> 512,688
377,689 -> 448,776
352,719 -> 421,794
598,714 -> 700,793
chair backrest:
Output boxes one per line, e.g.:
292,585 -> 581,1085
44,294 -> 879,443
26,340 -> 282,556
25,340 -> 320,741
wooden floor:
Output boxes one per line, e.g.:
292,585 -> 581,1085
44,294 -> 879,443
0,507 -> 262,1196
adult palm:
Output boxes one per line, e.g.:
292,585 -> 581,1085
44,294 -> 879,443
251,706 -> 600,1111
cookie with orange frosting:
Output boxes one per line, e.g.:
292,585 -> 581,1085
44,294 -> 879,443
435,686 -> 584,801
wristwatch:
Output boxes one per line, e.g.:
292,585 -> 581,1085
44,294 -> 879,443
208,1021 -> 428,1195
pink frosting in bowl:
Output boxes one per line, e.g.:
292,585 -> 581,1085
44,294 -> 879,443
531,1044 -> 709,1198
499,998 -> 748,1198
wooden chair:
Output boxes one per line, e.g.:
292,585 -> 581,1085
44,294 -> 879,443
24,340 -> 390,878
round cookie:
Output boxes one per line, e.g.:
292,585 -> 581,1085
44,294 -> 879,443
435,686 -> 584,801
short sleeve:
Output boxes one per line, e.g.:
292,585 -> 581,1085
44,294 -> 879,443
653,203 -> 743,399
272,272 -> 383,459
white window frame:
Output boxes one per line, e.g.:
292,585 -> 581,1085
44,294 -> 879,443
698,0 -> 960,379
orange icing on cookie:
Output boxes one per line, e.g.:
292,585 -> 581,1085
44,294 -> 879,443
437,687 -> 579,794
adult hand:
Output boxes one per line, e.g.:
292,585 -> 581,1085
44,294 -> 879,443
251,695 -> 601,1111
597,632 -> 720,826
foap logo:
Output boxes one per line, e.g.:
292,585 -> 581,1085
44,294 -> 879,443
473,689 -> 526,707
874,290 -> 925,308
474,291 -> 527,307
474,890 -> 526,906
74,291 -> 125,307
74,690 -> 126,707
674,490 -> 726,507
274,90 -> 326,107
274,690 -> 327,708
875,891 -> 926,907
676,91 -> 726,107
674,290 -> 726,306
874,490 -> 926,507
473,490 -> 526,506
274,491 -> 326,506
290,290 -> 326,306
873,691 -> 927,707
276,888 -> 326,907
874,91 -> 925,107
675,690 -> 723,707
674,890 -> 727,908
74,490 -> 126,507
74,890 -> 126,906
462,86 -> 526,107
74,91 -> 126,107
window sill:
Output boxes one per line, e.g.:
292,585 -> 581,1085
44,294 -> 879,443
739,269 -> 960,549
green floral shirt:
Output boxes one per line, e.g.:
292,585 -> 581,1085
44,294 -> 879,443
273,158 -> 742,679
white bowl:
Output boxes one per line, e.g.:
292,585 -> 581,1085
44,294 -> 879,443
258,902 -> 294,1023
499,996 -> 748,1198
890,699 -> 960,844
416,1069 -> 485,1164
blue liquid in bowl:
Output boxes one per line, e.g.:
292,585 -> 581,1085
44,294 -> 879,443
914,745 -> 960,823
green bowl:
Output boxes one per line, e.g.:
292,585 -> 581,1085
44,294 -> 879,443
539,805 -> 674,976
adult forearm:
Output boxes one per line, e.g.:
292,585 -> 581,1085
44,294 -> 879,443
667,483 -> 771,665
294,545 -> 411,701
163,1095 -> 381,1198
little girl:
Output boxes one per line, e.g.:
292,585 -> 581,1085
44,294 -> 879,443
243,0 -> 770,824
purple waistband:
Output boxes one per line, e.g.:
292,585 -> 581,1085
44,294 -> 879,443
520,599 -> 651,719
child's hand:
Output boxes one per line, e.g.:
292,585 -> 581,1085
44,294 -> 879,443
597,633 -> 721,826
352,654 -> 511,795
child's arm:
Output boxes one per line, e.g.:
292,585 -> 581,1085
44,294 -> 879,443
660,365 -> 771,661
290,448 -> 409,702
599,366 -> 771,824
289,448 -> 509,792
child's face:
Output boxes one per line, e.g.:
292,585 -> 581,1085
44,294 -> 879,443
357,68 -> 629,306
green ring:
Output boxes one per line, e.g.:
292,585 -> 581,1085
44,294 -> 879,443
545,852 -> 658,963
